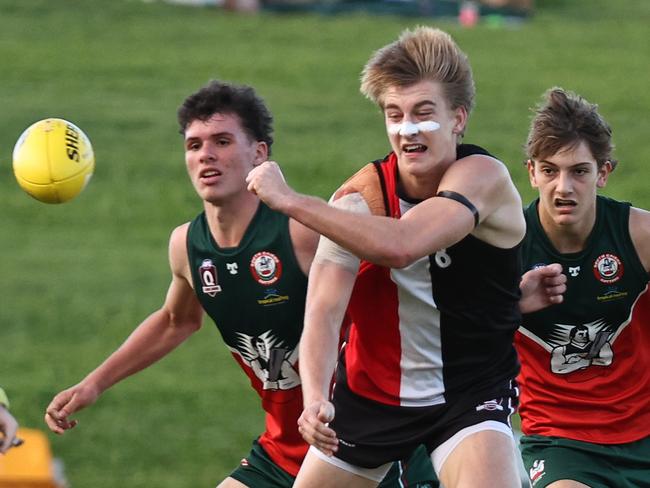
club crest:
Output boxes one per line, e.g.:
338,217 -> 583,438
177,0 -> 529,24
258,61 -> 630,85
593,253 -> 623,284
250,251 -> 282,285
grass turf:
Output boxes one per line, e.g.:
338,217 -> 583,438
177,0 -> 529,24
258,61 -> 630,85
1,0 -> 648,485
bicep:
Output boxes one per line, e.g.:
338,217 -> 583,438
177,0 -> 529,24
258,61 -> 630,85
164,224 -> 204,328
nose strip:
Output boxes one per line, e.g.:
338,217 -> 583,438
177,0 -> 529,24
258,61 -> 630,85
388,120 -> 440,136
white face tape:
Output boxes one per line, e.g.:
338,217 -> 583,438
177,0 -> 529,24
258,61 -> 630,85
387,120 -> 440,136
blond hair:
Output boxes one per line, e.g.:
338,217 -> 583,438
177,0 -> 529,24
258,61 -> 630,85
360,26 -> 475,115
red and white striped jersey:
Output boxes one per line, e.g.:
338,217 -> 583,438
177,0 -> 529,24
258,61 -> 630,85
335,149 -> 522,408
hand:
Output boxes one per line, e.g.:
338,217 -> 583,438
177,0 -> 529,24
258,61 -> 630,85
0,405 -> 19,454
519,263 -> 566,314
44,382 -> 100,434
246,161 -> 295,212
297,400 -> 338,456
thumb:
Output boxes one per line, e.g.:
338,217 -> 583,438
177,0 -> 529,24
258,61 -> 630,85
317,403 -> 334,423
542,263 -> 563,276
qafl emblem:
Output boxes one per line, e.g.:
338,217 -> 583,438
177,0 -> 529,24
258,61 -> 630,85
199,259 -> 222,297
250,251 -> 282,285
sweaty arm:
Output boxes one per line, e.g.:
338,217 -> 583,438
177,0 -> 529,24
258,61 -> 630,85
44,224 -> 205,434
248,156 -> 524,268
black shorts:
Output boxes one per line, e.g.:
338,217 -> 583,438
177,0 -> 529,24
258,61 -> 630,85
330,376 -> 518,469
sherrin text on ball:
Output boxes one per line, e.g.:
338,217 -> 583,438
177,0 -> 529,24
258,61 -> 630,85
12,118 -> 94,203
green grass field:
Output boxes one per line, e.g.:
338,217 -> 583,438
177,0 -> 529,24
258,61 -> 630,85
1,0 -> 649,486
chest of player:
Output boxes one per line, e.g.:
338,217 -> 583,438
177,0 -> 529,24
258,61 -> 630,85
187,211 -> 307,350
522,200 -> 649,341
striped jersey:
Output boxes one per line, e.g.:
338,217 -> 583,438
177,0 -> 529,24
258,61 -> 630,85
517,196 -> 650,444
335,147 -> 522,408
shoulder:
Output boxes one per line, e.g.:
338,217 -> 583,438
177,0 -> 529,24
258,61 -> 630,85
169,222 -> 191,276
289,218 -> 319,275
453,152 -> 510,178
444,153 -> 524,246
333,162 -> 386,216
629,206 -> 650,272
170,222 -> 191,249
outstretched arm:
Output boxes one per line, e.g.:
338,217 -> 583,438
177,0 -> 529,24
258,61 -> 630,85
247,156 -> 523,268
44,225 -> 204,434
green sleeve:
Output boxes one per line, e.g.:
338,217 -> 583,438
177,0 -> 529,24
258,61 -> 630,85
0,387 -> 9,409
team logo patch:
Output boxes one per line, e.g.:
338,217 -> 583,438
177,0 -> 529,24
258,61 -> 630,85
199,259 -> 222,297
529,460 -> 546,486
475,398 -> 504,412
250,251 -> 282,285
593,253 -> 623,284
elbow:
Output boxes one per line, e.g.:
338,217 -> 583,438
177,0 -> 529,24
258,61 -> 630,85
166,310 -> 202,335
377,244 -> 417,269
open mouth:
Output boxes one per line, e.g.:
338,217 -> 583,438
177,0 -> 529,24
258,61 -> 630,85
554,198 -> 576,208
200,169 -> 221,179
403,143 -> 427,154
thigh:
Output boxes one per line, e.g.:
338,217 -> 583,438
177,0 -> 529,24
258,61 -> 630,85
438,427 -> 520,488
294,447 -> 382,488
227,439 -> 295,488
546,482 -> 591,488
216,478 -> 250,488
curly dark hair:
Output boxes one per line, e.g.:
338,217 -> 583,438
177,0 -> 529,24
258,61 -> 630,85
177,80 -> 274,155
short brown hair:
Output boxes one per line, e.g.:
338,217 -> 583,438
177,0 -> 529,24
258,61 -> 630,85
360,26 -> 475,116
526,88 -> 616,169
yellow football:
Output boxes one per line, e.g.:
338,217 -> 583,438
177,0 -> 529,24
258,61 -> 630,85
12,118 -> 95,203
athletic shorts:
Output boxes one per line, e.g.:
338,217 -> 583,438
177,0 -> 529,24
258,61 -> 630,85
229,439 -> 439,488
380,445 -> 439,488
330,376 -> 518,469
229,439 -> 295,488
519,434 -> 650,488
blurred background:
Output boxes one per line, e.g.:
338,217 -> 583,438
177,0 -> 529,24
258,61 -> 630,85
1,0 -> 648,486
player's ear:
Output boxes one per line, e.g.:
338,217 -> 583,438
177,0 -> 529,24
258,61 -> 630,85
254,141 -> 268,166
527,159 -> 538,188
452,106 -> 468,136
596,161 -> 612,189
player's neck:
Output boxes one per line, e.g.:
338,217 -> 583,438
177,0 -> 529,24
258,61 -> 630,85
541,217 -> 595,254
204,192 -> 260,248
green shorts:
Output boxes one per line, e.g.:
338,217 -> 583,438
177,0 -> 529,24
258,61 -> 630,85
230,440 -> 438,488
380,444 -> 439,488
519,434 -> 650,488
229,439 -> 295,488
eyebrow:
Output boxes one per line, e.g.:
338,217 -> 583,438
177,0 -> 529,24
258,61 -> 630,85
184,131 -> 233,142
384,100 -> 437,111
538,160 -> 593,166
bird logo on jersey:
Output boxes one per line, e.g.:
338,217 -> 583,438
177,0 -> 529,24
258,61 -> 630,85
230,330 -> 300,391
